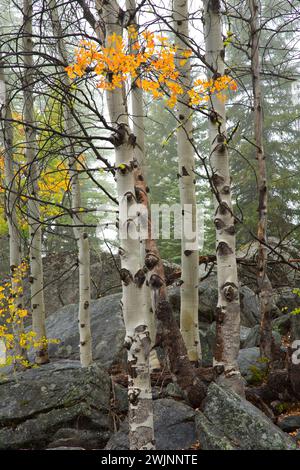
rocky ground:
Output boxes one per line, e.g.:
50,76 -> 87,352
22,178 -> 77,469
0,242 -> 300,450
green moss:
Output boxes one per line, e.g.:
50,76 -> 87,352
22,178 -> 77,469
248,365 -> 268,385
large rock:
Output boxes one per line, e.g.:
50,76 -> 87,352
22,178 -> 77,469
0,361 -> 112,449
277,414 -> 300,432
237,347 -> 268,383
201,324 -> 252,367
105,399 -> 197,450
44,293 -> 125,369
195,382 -> 297,450
22,251 -> 122,317
242,324 -> 281,349
272,313 -> 300,341
239,286 -> 261,327
169,276 -> 260,327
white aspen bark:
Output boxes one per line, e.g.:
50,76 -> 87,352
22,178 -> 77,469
203,0 -> 242,389
126,0 -> 160,372
0,59 -> 28,366
22,0 -> 48,364
248,0 -> 273,361
173,0 -> 201,364
96,0 -> 155,450
48,0 -> 92,367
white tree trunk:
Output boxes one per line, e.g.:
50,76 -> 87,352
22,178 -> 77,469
248,0 -> 273,361
126,0 -> 160,372
48,0 -> 93,367
173,0 -> 201,364
0,58 -> 28,366
22,0 -> 48,364
203,0 -> 242,391
96,0 -> 155,449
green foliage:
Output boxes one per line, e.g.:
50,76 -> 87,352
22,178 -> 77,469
248,364 -> 269,385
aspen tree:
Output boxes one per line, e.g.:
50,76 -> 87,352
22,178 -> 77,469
203,0 -> 242,390
48,0 -> 93,367
173,0 -> 201,364
248,0 -> 273,361
126,0 -> 160,371
0,57 -> 28,366
22,0 -> 48,364
96,0 -> 155,450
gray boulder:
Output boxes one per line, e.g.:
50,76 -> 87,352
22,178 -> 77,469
272,313 -> 300,341
22,251 -> 122,317
277,415 -> 300,433
238,347 -> 268,383
242,324 -> 281,349
275,287 -> 300,315
0,361 -> 112,449
44,293 -> 125,369
239,286 -> 260,327
201,324 -> 253,367
106,398 -> 197,450
169,276 -> 260,327
196,383 -> 297,450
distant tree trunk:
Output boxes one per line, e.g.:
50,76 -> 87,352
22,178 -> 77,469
173,0 -> 201,364
203,0 -> 242,390
0,58 -> 28,366
48,0 -> 92,367
22,0 -> 48,365
97,0 -> 155,450
126,0 -> 160,372
249,0 -> 273,361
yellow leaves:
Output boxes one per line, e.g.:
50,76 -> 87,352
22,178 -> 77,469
0,261 -> 59,368
128,25 -> 138,40
66,31 -> 237,110
188,75 -> 238,106
182,49 -> 192,58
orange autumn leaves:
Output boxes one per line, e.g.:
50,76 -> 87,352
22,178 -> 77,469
65,29 -> 237,108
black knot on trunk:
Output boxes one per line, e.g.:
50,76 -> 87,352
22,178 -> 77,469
214,217 -> 225,230
145,253 -> 159,270
128,133 -> 136,147
209,110 -> 218,123
184,249 -> 193,257
212,173 -> 225,187
225,225 -> 235,235
217,241 -> 233,256
124,190 -> 135,202
120,268 -> 133,286
134,269 -> 146,287
222,282 -> 238,302
149,273 -> 164,290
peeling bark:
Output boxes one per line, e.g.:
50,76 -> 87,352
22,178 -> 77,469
97,0 -> 155,450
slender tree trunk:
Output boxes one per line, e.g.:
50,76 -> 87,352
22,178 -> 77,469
203,0 -> 242,390
0,58 -> 28,366
126,0 -> 160,371
173,0 -> 201,364
97,0 -> 155,450
48,0 -> 93,367
22,0 -> 48,365
249,0 -> 273,361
